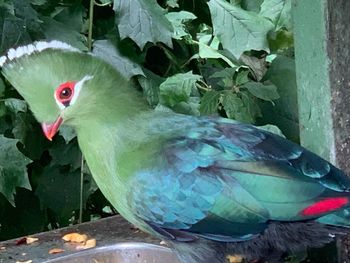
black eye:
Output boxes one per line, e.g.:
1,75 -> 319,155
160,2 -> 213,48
59,87 -> 72,100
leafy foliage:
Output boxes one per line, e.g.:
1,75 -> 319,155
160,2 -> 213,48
0,0 -> 295,241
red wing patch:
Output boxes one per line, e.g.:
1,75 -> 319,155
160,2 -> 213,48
301,197 -> 349,216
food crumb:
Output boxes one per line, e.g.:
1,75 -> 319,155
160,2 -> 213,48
26,237 -> 39,244
76,238 -> 96,250
49,248 -> 65,254
62,233 -> 88,243
227,254 -> 243,263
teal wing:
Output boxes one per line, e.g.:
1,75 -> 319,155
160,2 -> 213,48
129,117 -> 350,242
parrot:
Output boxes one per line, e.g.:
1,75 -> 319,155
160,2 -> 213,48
1,40 -> 350,263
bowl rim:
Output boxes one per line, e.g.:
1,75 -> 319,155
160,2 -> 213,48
44,242 -> 174,263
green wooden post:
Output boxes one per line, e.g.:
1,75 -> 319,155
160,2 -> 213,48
293,0 -> 335,161
293,0 -> 350,261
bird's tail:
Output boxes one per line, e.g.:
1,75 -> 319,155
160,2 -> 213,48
317,208 -> 350,229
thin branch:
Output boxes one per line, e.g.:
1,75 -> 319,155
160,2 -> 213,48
87,0 -> 95,51
195,82 -> 211,92
79,154 -> 84,224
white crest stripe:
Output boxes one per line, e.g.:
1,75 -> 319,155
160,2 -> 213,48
0,40 -> 80,67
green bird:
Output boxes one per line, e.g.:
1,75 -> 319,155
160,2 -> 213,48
1,41 -> 350,263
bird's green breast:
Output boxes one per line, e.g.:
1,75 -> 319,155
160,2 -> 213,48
74,112 -> 187,226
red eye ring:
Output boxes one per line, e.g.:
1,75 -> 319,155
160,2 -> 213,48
55,81 -> 76,105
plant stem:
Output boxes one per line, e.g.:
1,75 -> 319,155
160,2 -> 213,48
87,0 -> 95,51
79,0 -> 96,225
94,0 -> 112,7
79,154 -> 84,224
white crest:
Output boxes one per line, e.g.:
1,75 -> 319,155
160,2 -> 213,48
0,40 -> 79,67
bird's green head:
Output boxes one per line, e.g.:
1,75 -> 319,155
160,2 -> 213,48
0,41 -> 139,140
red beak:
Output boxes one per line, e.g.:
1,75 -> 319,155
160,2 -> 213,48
41,117 -> 63,141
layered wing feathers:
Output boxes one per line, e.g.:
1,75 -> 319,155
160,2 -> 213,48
129,117 -> 350,241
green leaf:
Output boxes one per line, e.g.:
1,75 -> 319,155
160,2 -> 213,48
194,36 -> 237,67
59,126 -> 77,143
259,55 -> 299,141
5,98 -> 27,113
11,112 -> 29,142
39,4 -> 86,50
35,166 -> 92,225
241,91 -> 261,122
49,139 -> 81,170
173,98 -> 200,116
0,78 -> 4,97
268,29 -> 294,52
138,69 -> 164,107
209,68 -> 237,88
235,70 -> 250,85
166,0 -> 179,8
208,0 -> 274,58
258,124 -> 285,137
114,0 -> 173,49
41,16 -> 87,51
222,92 -> 243,119
0,3 -> 38,53
31,0 -> 47,5
200,90 -> 221,115
260,0 -> 291,30
241,0 -> 263,12
165,11 -> 196,40
230,0 -> 242,6
243,81 -> 279,101
0,135 -> 31,204
93,40 -> 144,79
159,71 -> 202,107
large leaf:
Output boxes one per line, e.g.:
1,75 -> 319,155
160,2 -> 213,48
0,7 -> 33,53
260,0 -> 291,30
166,0 -> 179,8
243,81 -> 279,101
0,135 -> 31,204
138,69 -> 164,107
241,0 -> 263,12
0,78 -> 4,96
4,98 -> 27,113
159,71 -> 202,107
39,4 -> 86,50
41,16 -> 87,51
114,0 -> 173,49
209,67 -> 237,88
194,35 -> 237,68
35,166 -> 92,225
222,92 -> 243,119
93,40 -> 144,79
165,11 -> 196,40
259,55 -> 299,141
208,0 -> 274,58
49,139 -> 81,170
258,124 -> 285,137
200,90 -> 221,115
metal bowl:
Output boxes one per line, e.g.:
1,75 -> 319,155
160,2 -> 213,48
45,242 -> 180,263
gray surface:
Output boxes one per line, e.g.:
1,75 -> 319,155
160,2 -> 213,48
0,215 -> 161,263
